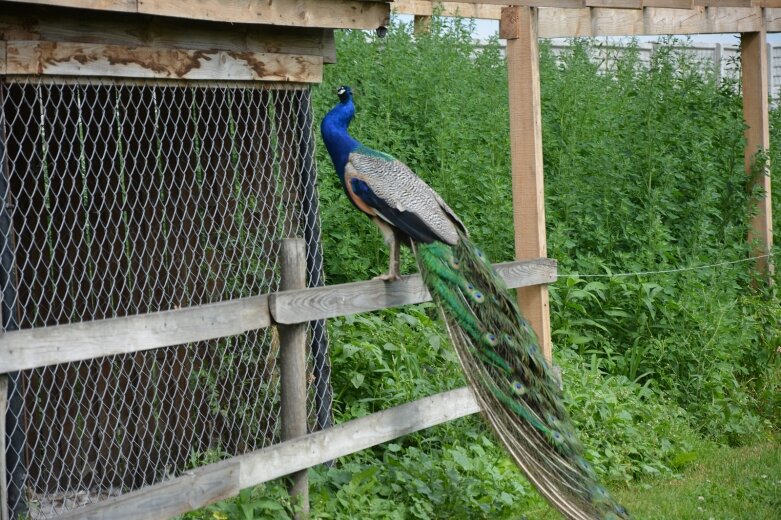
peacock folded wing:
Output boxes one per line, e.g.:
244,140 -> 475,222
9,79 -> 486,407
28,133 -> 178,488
345,148 -> 465,245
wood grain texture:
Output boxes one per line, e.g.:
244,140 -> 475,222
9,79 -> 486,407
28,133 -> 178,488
586,0 -> 643,8
278,240 -> 309,516
2,0 -> 135,12
505,7 -> 553,363
270,258 -> 558,325
52,387 -> 479,520
393,1 -> 504,19
0,296 -> 270,373
5,41 -> 322,82
2,0 -> 390,30
642,0 -> 694,7
238,387 -> 481,486
138,0 -> 390,29
0,5 -> 335,58
741,30 -> 775,279
0,376 -> 8,520
56,462 -> 240,520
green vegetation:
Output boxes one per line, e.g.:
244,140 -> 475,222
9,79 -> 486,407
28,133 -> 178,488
186,16 -> 781,519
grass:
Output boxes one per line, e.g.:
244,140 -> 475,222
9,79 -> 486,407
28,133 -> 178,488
615,442 -> 781,520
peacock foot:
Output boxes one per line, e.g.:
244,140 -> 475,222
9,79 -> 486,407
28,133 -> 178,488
373,272 -> 401,282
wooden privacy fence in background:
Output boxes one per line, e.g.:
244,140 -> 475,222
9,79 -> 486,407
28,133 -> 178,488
0,236 -> 558,519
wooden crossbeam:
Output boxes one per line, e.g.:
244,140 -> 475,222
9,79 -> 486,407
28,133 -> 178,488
394,1 -> 781,35
0,258 -> 556,374
56,387 -> 480,520
1,0 -> 391,30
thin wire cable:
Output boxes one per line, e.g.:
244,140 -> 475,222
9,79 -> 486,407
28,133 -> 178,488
556,253 -> 775,279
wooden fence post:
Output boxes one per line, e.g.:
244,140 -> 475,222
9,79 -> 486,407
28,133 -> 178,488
278,239 -> 309,518
741,28 -> 774,283
413,15 -> 431,35
501,6 -> 553,362
0,375 -> 8,520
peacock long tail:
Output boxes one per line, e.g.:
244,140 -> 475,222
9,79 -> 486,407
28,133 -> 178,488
416,231 -> 630,520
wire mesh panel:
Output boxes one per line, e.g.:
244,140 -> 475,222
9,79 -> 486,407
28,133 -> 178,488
0,78 -> 331,518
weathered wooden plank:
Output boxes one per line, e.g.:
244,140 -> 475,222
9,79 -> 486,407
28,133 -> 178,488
2,0 -> 390,29
503,6 -> 553,363
742,30 -> 775,280
393,0 -> 504,19
278,240 -> 309,516
55,387 -> 479,520
0,5 -> 336,58
0,41 -> 6,75
4,41 -> 322,82
2,0 -> 135,12
533,6 -> 766,37
240,387 -> 480,485
642,0 -> 694,7
586,0 -> 643,8
767,8 -> 781,31
0,296 -> 270,373
0,376 -> 8,520
137,0 -> 390,30
270,258 -> 558,325
57,461 -> 240,520
395,2 -> 771,34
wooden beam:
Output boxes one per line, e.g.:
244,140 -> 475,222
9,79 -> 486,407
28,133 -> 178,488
393,1 -> 504,19
137,0 -> 390,30
4,41 -> 322,82
2,0 -> 391,30
277,240 -> 309,516
0,258 -> 555,374
0,376 -> 8,520
586,0 -> 643,8
741,29 -> 775,280
0,296 -> 271,373
269,258 -> 558,325
56,387 -> 480,520
394,2 -> 774,33
502,6 -> 553,363
0,5 -> 336,58
2,0 -> 135,12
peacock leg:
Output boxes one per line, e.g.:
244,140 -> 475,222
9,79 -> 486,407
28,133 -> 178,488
372,217 -> 401,281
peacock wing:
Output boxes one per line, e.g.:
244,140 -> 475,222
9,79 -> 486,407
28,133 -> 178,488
345,150 -> 465,245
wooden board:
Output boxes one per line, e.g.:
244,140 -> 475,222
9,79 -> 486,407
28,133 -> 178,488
270,258 -> 558,325
1,0 -> 390,30
394,1 -> 777,35
0,5 -> 335,58
56,387 -> 480,520
741,30 -> 775,279
503,6 -> 553,362
0,295 -> 270,373
137,0 -> 390,30
4,41 -> 322,82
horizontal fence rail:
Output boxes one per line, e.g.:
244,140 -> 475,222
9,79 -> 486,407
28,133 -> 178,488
0,258 -> 556,374
56,387 -> 481,520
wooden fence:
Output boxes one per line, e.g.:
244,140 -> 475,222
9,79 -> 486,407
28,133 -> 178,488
0,237 -> 557,519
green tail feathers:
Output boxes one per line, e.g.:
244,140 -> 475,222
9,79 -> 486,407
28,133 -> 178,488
416,233 -> 630,520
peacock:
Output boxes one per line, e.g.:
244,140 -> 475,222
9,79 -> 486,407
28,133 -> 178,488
321,86 -> 630,520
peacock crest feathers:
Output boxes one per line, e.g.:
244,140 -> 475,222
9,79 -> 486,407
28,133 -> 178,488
417,232 -> 630,520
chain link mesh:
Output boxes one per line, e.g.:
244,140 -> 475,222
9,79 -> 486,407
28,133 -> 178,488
0,77 -> 331,518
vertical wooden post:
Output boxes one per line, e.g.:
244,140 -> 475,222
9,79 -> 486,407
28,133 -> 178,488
413,15 -> 431,35
0,375 -> 8,520
741,28 -> 774,281
278,239 -> 309,518
501,6 -> 552,362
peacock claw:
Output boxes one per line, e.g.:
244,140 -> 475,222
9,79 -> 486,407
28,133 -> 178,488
373,272 -> 401,282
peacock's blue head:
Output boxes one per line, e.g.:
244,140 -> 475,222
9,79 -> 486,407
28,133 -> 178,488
336,85 -> 353,103
321,85 -> 360,177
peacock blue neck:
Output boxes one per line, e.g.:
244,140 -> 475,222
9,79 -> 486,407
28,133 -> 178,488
321,96 -> 360,180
